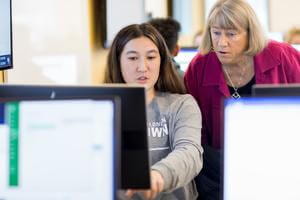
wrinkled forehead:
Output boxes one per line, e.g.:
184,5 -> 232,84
209,9 -> 248,31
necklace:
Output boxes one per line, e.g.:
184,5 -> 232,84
223,67 -> 244,99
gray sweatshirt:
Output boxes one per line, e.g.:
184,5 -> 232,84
118,92 -> 203,200
146,92 -> 203,200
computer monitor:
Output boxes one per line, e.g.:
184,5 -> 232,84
0,0 -> 13,70
0,98 -> 120,200
174,47 -> 198,72
223,97 -> 300,200
252,84 -> 300,97
0,84 -> 150,189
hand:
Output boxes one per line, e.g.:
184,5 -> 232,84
125,170 -> 165,200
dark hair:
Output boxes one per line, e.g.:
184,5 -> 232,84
148,18 -> 181,53
104,23 -> 185,94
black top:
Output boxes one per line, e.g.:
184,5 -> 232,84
228,77 -> 255,97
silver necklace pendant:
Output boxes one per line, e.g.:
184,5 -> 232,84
232,91 -> 241,99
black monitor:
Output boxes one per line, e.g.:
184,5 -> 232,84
0,84 -> 150,189
252,84 -> 300,97
0,0 -> 13,70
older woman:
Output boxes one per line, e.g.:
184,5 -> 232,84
184,0 -> 300,199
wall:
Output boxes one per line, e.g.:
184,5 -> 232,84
145,0 -> 168,18
91,49 -> 108,84
0,72 -> 5,83
269,0 -> 300,32
92,0 -> 148,84
8,0 -> 91,85
6,0 -> 300,85
178,0 -> 204,46
106,0 -> 146,47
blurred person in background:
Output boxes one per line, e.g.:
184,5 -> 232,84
148,17 -> 184,78
285,26 -> 300,45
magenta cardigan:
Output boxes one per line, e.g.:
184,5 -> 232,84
184,40 -> 300,149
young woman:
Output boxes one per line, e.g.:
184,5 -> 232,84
104,23 -> 203,200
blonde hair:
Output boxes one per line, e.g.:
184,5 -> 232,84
201,0 -> 267,56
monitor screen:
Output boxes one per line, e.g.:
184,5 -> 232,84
0,84 -> 150,189
223,97 -> 300,200
174,47 -> 198,72
252,84 -> 300,97
0,99 -> 119,200
0,0 -> 13,70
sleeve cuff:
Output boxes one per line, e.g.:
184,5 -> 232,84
151,162 -> 173,192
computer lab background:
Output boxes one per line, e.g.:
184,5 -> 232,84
1,0 -> 300,85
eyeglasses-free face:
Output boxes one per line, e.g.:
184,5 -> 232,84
210,25 -> 248,65
120,36 -> 161,96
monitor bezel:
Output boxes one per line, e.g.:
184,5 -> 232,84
252,84 -> 300,97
